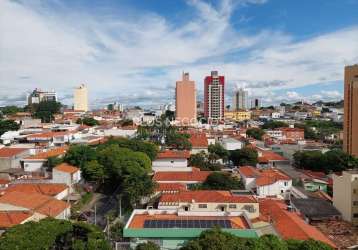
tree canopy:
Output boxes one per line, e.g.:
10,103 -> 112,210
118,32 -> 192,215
246,128 -> 265,140
26,100 -> 62,122
188,152 -> 222,171
0,119 -> 20,136
135,242 -> 160,250
261,120 -> 289,129
293,149 -> 358,173
0,218 -> 111,250
229,147 -> 258,166
201,172 -> 244,190
0,105 -> 24,116
76,117 -> 99,126
180,228 -> 333,250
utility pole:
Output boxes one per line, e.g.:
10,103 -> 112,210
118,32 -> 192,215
94,203 -> 97,225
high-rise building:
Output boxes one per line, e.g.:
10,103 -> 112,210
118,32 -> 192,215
175,72 -> 197,124
74,84 -> 88,112
333,170 -> 358,225
251,98 -> 261,109
343,64 -> 358,157
27,88 -> 57,105
204,71 -> 225,120
233,88 -> 248,110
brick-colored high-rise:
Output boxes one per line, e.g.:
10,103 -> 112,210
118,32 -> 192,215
204,71 -> 225,121
175,72 -> 197,124
344,65 -> 358,156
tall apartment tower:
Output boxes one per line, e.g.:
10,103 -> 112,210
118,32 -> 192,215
74,84 -> 89,112
175,72 -> 197,124
233,88 -> 248,110
27,89 -> 57,105
204,71 -> 225,120
344,65 -> 358,157
251,98 -> 261,109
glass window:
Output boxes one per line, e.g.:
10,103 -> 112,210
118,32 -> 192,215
198,204 -> 207,208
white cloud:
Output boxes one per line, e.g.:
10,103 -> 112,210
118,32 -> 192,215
0,0 -> 355,108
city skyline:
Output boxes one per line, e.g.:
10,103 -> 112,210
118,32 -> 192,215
1,0 -> 358,108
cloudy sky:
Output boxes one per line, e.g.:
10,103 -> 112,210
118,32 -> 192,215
1,0 -> 358,109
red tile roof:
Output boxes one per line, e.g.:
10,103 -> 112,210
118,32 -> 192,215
189,133 -> 208,148
5,183 -> 68,197
156,150 -> 190,159
0,211 -> 33,228
259,199 -> 336,248
27,131 -> 69,139
54,163 -> 79,174
25,146 -> 68,160
257,149 -> 287,162
0,148 -> 28,158
160,190 -> 257,203
0,191 -> 70,217
155,183 -> 187,192
0,179 -> 10,185
239,166 -> 260,178
255,169 -> 291,186
153,171 -> 211,182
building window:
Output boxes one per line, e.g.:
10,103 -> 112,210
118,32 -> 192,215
353,213 -> 358,218
354,189 -> 357,194
170,160 -> 174,164
243,205 -> 255,213
284,182 -> 288,186
184,206 -> 189,211
229,204 -> 237,209
198,204 -> 207,208
353,201 -> 358,206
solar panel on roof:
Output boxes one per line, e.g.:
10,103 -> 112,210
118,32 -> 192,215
143,219 -> 233,229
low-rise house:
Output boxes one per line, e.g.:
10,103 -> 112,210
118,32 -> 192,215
4,183 -> 69,200
259,199 -> 335,248
188,133 -> 208,154
26,131 -> 75,146
0,191 -> 70,220
239,166 -> 292,198
21,146 -> 68,172
123,209 -> 258,249
152,150 -> 191,172
155,183 -> 187,194
290,197 -> 341,223
221,137 -> 244,151
52,163 -> 81,192
158,190 -> 259,219
0,211 -> 35,232
256,148 -> 289,167
153,169 -> 211,187
102,127 -> 137,138
0,147 -> 30,171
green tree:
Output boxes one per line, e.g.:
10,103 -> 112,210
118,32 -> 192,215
208,143 -> 229,162
32,101 -> 62,122
135,242 -> 160,250
202,172 -> 243,190
229,147 -> 258,166
262,120 -> 289,129
64,145 -> 97,168
0,119 -> 20,136
82,160 -> 105,182
46,156 -> 63,171
246,128 -> 265,140
76,117 -> 99,126
166,131 -> 192,150
0,105 -> 23,115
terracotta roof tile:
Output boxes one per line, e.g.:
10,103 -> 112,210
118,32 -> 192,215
0,148 -> 28,158
5,183 -> 68,197
153,171 -> 211,182
0,211 -> 33,228
255,169 -> 291,186
156,150 -> 191,159
155,183 -> 187,192
27,131 -> 70,139
239,166 -> 260,178
0,191 -> 69,217
160,190 -> 257,203
259,199 -> 336,248
25,146 -> 68,160
54,163 -> 79,174
188,133 -> 208,148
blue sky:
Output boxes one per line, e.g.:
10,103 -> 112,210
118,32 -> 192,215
0,0 -> 358,108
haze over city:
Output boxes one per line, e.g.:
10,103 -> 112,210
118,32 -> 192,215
1,0 -> 358,108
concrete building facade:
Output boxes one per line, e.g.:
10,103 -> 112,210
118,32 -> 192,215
204,71 -> 225,121
343,65 -> 358,157
74,84 -> 89,112
175,72 -> 197,124
233,88 -> 248,110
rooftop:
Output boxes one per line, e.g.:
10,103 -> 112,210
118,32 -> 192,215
160,190 -> 257,204
24,146 -> 68,160
0,191 -> 69,217
156,150 -> 191,159
153,171 -> 211,182
0,211 -> 33,228
188,133 -> 208,148
290,197 -> 341,220
5,183 -> 68,197
0,148 -> 28,158
54,163 -> 79,174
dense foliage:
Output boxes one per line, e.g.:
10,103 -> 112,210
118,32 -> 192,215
295,121 -> 342,141
208,143 -> 229,162
180,228 -> 332,250
293,149 -> 358,173
229,147 -> 258,166
0,119 -> 20,136
188,152 -> 222,171
64,138 -> 157,207
261,120 -> 288,129
0,218 -> 111,250
135,242 -> 160,250
166,131 -> 192,150
26,100 -> 62,122
76,117 -> 100,126
0,105 -> 24,116
246,128 -> 265,140
201,172 -> 244,190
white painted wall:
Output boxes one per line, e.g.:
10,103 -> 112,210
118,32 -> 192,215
152,158 -> 188,168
